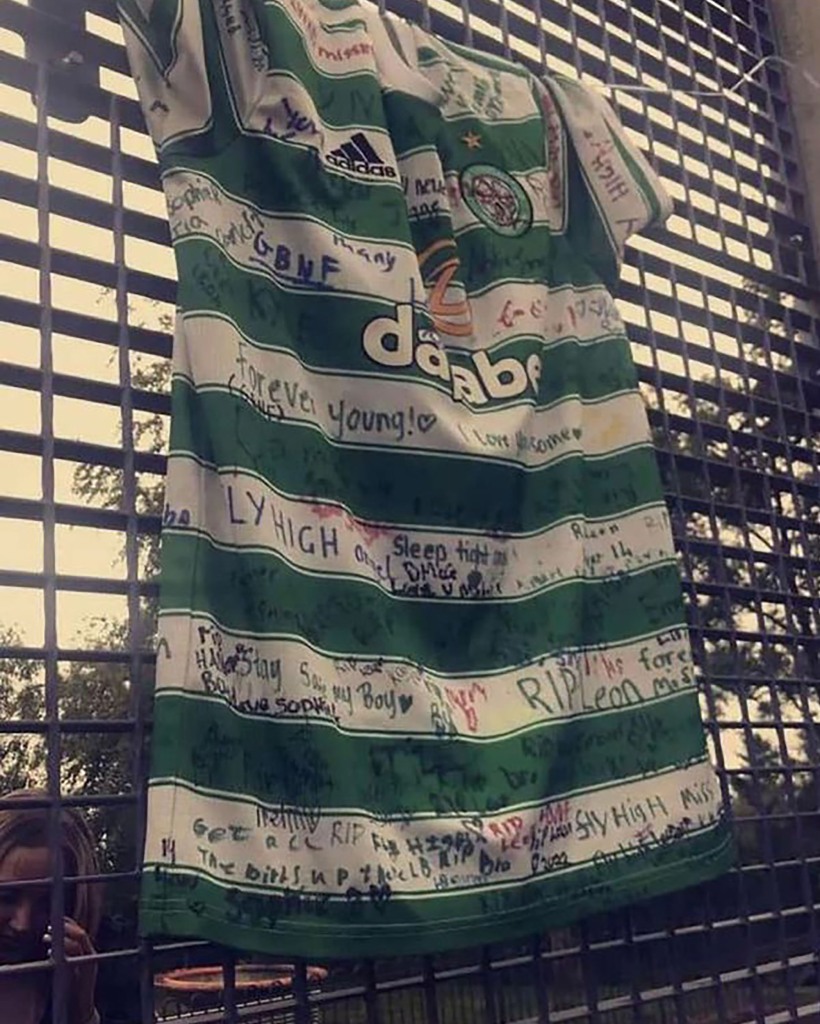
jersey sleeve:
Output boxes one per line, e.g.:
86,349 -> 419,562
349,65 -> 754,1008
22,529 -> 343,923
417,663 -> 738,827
543,72 -> 673,288
117,0 -> 218,155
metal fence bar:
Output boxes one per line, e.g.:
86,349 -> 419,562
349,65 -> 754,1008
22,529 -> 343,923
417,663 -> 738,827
33,55 -> 70,1024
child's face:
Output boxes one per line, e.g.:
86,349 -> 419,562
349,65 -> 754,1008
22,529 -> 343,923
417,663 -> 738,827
0,845 -> 50,963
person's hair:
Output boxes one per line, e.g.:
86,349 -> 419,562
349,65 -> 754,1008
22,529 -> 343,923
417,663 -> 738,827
0,789 -> 102,938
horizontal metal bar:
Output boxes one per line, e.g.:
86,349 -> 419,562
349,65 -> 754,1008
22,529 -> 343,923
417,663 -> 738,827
0,645 -> 157,663
0,359 -> 168,415
0,231 -> 175,306
0,568 -> 159,596
0,429 -> 166,473
0,294 -> 172,360
0,496 -> 161,534
0,109 -> 161,192
0,169 -> 172,249
0,718 -> 145,735
0,869 -> 138,892
0,792 -> 137,811
710,675 -> 820,690
693,624 -> 820,646
723,765 -> 820,777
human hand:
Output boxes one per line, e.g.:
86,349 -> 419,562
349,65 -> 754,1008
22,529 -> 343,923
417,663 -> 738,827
60,917 -> 98,1024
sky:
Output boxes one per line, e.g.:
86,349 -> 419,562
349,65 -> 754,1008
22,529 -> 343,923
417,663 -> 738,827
0,0 -> 813,767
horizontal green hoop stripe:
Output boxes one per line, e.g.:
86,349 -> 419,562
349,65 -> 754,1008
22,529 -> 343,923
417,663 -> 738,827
147,759 -> 706,826
169,384 -> 662,532
180,378 -> 641,459
158,605 -> 692,684
160,531 -> 687,669
148,687 -> 704,816
175,244 -> 401,351
170,137 -> 406,240
167,451 -> 668,542
139,825 -> 734,957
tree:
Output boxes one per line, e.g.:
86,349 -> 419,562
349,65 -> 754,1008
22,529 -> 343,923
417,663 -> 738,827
0,622 -> 140,872
0,625 -> 47,793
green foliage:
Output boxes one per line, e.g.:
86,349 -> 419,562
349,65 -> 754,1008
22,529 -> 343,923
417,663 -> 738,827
0,625 -> 45,793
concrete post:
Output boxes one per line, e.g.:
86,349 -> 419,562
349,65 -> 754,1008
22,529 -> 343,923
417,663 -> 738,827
768,0 -> 820,286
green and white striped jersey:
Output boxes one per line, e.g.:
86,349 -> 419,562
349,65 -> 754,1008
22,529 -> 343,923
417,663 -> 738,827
119,0 -> 734,957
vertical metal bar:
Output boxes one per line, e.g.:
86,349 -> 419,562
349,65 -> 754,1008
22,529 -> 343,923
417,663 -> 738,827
139,941 -> 155,1024
422,955 -> 441,1024
363,958 -> 381,1024
534,0 -> 548,71
292,958 -> 312,1024
623,910 -> 645,1024
419,0 -> 431,35
700,886 -> 730,1024
497,0 -> 512,59
222,948 -> 239,1024
479,946 -> 497,1024
530,934 -> 551,1024
36,57 -> 68,1024
459,0 -> 473,49
577,921 -> 600,1024
110,87 -> 156,1024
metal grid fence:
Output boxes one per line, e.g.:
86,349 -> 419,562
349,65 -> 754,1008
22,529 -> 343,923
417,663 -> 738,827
1,0 -> 819,1021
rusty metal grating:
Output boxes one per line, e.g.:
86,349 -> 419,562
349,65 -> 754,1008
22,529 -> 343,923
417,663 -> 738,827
1,0 -> 820,1022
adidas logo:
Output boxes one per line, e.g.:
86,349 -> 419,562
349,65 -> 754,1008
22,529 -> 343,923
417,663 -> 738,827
327,132 -> 397,179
